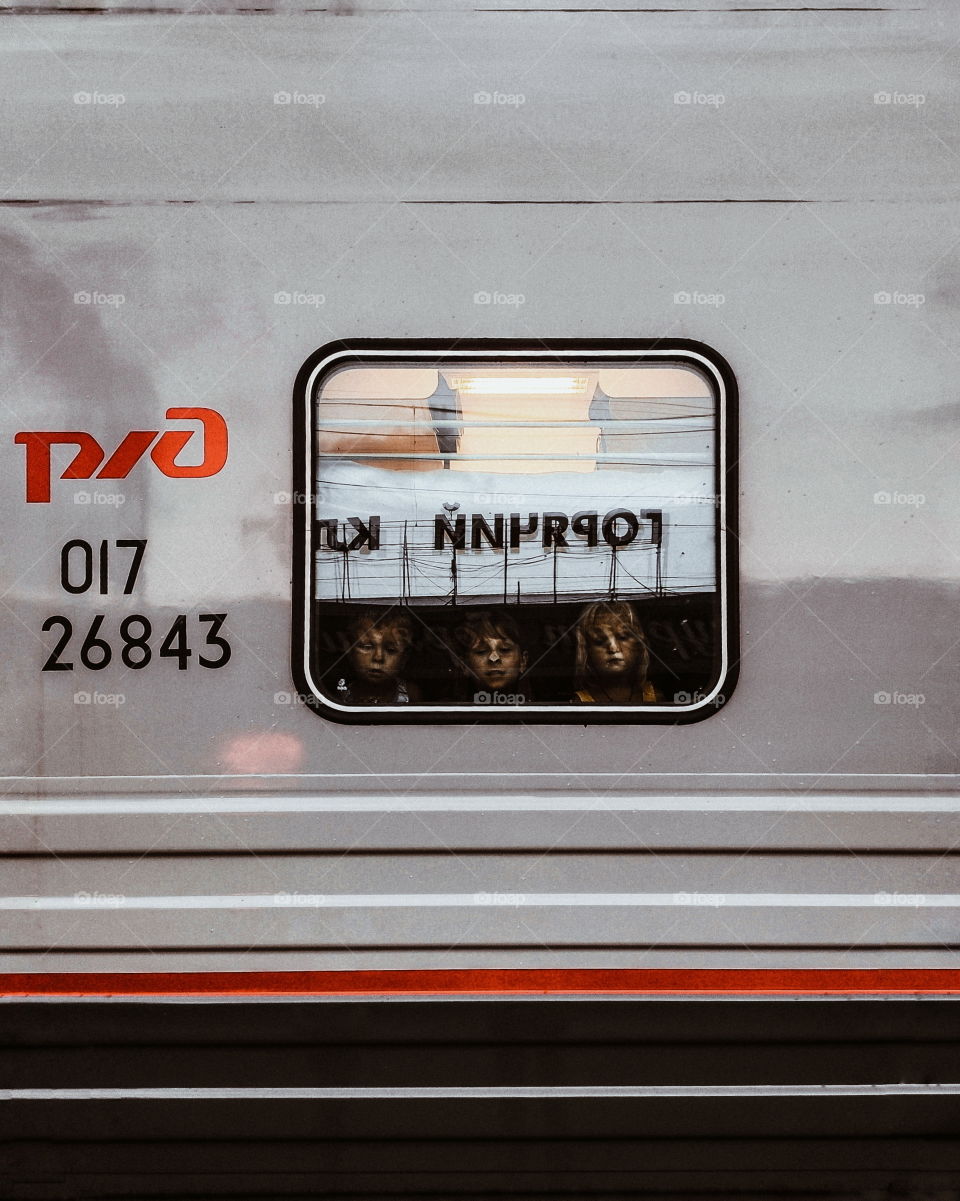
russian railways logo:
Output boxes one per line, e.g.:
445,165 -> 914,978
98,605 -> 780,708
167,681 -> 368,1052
15,407 -> 228,503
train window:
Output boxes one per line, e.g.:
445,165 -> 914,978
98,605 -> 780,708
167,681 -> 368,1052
293,342 -> 737,723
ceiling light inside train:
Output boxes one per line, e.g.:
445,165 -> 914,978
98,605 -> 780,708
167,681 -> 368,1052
453,376 -> 588,395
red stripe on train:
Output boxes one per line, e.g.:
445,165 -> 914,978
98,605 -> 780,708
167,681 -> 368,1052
2,970 -> 960,996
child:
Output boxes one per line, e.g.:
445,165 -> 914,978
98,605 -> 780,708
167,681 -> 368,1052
452,610 -> 529,703
335,609 -> 419,705
572,601 -> 658,704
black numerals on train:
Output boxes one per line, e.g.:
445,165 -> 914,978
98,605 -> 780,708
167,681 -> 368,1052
60,539 -> 147,595
46,538 -> 231,673
41,614 -> 231,672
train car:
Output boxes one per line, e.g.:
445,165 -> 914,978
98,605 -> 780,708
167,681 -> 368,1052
1,0 -> 959,1195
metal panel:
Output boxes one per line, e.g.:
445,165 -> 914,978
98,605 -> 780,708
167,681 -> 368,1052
2,998 -> 960,1197
0,0 -> 958,973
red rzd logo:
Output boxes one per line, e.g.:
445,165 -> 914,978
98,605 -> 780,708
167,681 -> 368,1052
15,408 -> 228,503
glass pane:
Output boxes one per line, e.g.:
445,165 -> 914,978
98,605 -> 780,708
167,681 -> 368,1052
303,351 -> 730,717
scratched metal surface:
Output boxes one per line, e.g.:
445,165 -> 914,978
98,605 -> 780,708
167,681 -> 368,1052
0,0 -> 958,971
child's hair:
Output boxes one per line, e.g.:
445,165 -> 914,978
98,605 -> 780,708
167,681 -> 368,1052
452,609 -> 523,659
349,607 -> 414,653
574,601 -> 650,689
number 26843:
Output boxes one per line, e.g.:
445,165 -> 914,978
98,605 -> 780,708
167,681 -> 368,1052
41,613 -> 231,672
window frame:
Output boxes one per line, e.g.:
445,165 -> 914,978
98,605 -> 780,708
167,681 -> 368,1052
292,339 -> 738,724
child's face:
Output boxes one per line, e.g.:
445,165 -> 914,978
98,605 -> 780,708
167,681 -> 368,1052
585,620 -> 641,679
466,633 -> 526,692
350,624 -> 407,685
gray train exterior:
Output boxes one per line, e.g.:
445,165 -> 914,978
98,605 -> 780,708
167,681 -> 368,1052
1,0 -> 959,981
